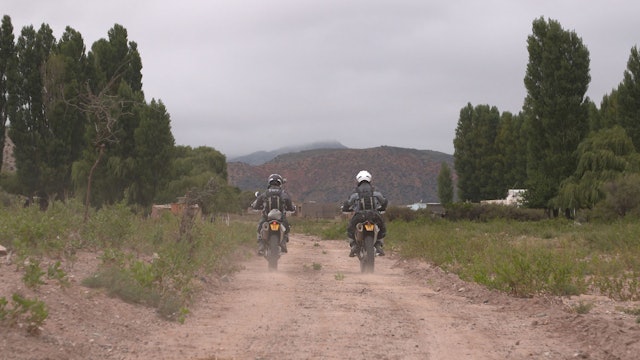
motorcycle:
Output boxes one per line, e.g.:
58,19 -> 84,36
353,211 -> 381,274
259,208 -> 287,271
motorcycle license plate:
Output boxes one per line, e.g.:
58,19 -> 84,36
364,223 -> 375,231
269,222 -> 280,231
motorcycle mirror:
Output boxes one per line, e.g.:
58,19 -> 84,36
254,191 -> 260,197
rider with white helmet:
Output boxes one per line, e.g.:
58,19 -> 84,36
341,170 -> 388,256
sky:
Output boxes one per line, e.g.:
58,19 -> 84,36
3,1 -> 639,157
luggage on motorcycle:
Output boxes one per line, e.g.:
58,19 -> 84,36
265,188 -> 284,212
356,183 -> 376,211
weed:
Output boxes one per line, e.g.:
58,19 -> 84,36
335,272 -> 345,281
0,297 -> 7,321
312,262 -> 322,271
571,301 -> 594,314
619,306 -> 640,316
23,259 -> 46,289
47,261 -> 70,287
0,294 -> 49,334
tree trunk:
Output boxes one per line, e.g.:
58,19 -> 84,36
84,144 -> 105,222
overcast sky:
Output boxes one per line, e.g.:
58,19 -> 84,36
4,1 -> 639,157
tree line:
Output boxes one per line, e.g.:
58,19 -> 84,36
452,17 -> 640,218
0,15 -> 249,215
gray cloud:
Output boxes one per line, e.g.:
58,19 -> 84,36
4,0 -> 639,156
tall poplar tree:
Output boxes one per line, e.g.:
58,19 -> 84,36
0,15 -> 16,167
453,103 -> 501,202
37,27 -> 88,199
9,23 -> 56,195
615,46 -> 640,149
494,112 -> 527,192
128,99 -> 175,206
437,161 -> 453,205
523,17 -> 591,210
74,24 -> 145,207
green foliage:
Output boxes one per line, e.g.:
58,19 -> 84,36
0,198 -> 256,322
615,46 -> 640,149
292,217 -> 349,240
599,174 -> 640,217
554,126 -> 640,210
454,104 -> 503,202
82,202 -> 134,248
23,258 -> 46,289
437,162 -> 454,205
383,206 -> 434,222
47,261 -> 70,286
128,99 -> 175,207
524,17 -> 591,208
82,215 -> 255,321
0,198 -> 86,259
0,15 -> 17,169
0,294 -> 48,334
383,218 -> 640,300
494,112 -> 528,191
155,145 -> 237,214
444,203 -> 547,222
571,301 -> 594,314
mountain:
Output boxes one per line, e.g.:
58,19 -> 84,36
228,140 -> 347,165
227,146 -> 455,206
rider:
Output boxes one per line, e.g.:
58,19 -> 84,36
251,173 -> 296,255
341,170 -> 388,257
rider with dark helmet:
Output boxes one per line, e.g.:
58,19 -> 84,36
341,170 -> 388,257
251,174 -> 296,255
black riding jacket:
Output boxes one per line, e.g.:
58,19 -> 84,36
342,181 -> 388,213
251,185 -> 295,217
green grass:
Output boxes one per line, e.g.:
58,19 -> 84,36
291,217 -> 348,240
295,216 -> 640,300
6,196 -> 640,324
0,197 -> 256,322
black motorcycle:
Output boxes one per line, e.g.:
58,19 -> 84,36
353,212 -> 381,273
259,208 -> 286,271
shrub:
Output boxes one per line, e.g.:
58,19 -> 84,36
445,203 -> 547,222
0,294 -> 49,335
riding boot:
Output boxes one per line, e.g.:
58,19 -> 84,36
348,238 -> 358,257
281,234 -> 288,253
374,238 -> 385,256
257,235 -> 265,256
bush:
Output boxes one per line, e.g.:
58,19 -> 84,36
0,294 -> 48,335
445,203 -> 547,222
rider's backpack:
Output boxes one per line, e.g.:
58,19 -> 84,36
357,183 -> 376,211
265,187 -> 284,212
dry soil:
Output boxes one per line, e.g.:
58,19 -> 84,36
1,234 -> 640,359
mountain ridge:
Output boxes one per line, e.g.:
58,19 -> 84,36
227,145 -> 455,206
228,140 -> 348,165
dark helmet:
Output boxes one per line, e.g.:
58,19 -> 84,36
268,174 -> 284,186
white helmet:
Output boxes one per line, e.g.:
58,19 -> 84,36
356,170 -> 372,183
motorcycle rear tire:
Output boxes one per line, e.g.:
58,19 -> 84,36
360,234 -> 375,273
267,233 -> 280,271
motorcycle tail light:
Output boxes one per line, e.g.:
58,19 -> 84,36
269,221 -> 280,231
364,223 -> 375,231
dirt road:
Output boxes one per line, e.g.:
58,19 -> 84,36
132,234 -> 639,360
3,234 -> 639,359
